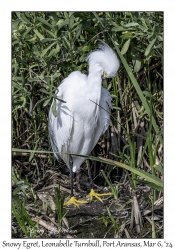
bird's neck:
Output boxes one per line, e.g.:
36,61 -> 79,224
87,70 -> 102,97
87,70 -> 102,121
87,66 -> 102,87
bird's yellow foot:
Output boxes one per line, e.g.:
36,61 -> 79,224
86,189 -> 112,202
64,196 -> 88,208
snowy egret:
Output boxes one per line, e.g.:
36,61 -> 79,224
48,42 -> 120,207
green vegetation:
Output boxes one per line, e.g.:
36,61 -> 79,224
54,184 -> 68,229
12,12 -> 163,238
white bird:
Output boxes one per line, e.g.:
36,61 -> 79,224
48,42 -> 120,207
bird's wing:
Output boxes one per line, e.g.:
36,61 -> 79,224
48,90 -> 73,167
91,87 -> 112,149
48,71 -> 87,168
99,87 -> 112,134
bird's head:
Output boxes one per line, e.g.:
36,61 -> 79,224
86,42 -> 120,78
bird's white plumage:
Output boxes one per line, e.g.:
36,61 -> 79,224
49,42 -> 119,172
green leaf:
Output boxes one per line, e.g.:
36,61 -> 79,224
124,22 -> 139,27
136,179 -> 163,192
82,45 -> 89,52
42,38 -> 57,43
121,39 -> 131,55
144,38 -> 156,56
111,26 -> 125,32
12,169 -> 19,184
112,106 -> 121,110
15,12 -> 21,19
52,99 -> 57,117
69,15 -> 75,29
33,97 -> 50,110
41,42 -> 56,57
55,44 -> 60,53
56,19 -> 69,30
12,19 -> 21,30
12,148 -> 56,154
29,139 -> 39,162
33,29 -> 44,40
23,27 -> 33,36
45,30 -> 57,38
142,90 -> 153,98
19,13 -> 32,24
21,204 -> 36,227
101,215 -> 108,227
13,186 -> 23,196
52,95 -> 66,103
120,33 -> 134,39
37,17 -> 55,30
101,170 -> 118,199
153,164 -> 163,174
48,48 -> 56,57
27,35 -> 37,42
133,59 -> 141,73
43,98 -> 51,107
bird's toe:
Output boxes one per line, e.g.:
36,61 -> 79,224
64,196 -> 88,208
86,189 -> 112,202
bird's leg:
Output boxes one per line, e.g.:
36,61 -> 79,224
76,169 -> 86,193
87,160 -> 93,190
87,160 -> 112,202
64,155 -> 88,208
69,155 -> 74,197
